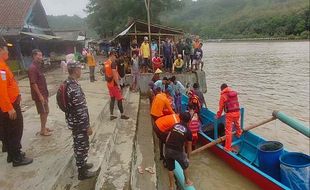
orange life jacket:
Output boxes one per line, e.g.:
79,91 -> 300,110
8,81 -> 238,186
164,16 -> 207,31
104,59 -> 114,87
224,91 -> 240,113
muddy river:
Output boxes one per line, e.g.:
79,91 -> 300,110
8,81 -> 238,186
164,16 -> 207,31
190,41 -> 309,189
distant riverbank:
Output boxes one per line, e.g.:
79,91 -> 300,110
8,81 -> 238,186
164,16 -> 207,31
206,37 -> 309,42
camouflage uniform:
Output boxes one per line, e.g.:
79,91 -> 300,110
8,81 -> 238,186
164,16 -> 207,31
65,77 -> 90,169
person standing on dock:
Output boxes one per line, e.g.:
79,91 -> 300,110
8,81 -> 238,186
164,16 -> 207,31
87,50 -> 97,82
104,50 -> 129,120
165,112 -> 193,190
140,36 -> 151,73
0,37 -> 33,167
28,49 -> 52,136
215,83 -> 242,152
163,38 -> 173,72
64,61 -> 95,180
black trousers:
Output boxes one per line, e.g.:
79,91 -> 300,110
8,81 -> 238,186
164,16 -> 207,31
89,66 -> 95,81
0,100 -> 23,159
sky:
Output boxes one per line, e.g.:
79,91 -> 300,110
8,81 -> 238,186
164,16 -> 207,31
41,0 -> 89,18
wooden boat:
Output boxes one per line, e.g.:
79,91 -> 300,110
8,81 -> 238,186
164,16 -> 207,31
173,95 -> 309,190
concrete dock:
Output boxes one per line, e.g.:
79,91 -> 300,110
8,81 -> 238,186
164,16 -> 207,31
0,66 -> 206,190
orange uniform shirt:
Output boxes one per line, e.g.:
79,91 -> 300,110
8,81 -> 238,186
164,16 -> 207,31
155,114 -> 180,133
0,60 -> 20,112
150,93 -> 175,117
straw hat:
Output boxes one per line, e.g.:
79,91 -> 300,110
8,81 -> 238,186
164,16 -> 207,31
155,68 -> 162,74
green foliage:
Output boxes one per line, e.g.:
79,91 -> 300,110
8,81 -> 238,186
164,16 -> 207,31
161,0 -> 309,39
85,0 -> 184,37
47,15 -> 98,39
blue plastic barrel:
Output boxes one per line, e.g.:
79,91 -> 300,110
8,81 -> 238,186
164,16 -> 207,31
257,141 -> 283,180
280,152 -> 310,190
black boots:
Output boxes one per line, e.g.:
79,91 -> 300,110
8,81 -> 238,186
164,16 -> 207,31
12,153 -> 33,167
78,163 -> 96,180
7,151 -> 26,163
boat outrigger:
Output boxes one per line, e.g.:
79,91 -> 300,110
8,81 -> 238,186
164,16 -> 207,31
173,95 -> 310,190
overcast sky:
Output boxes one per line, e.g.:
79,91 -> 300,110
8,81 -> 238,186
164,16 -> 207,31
41,0 -> 89,18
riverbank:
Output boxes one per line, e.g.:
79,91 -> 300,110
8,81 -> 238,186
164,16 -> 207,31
206,37 -> 309,42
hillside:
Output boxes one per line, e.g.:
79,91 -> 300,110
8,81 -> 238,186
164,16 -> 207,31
160,0 -> 309,39
47,15 -> 98,39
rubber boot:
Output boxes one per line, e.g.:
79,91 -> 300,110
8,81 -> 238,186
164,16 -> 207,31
78,166 -> 96,180
8,151 -> 26,163
85,163 -> 94,169
12,152 -> 33,167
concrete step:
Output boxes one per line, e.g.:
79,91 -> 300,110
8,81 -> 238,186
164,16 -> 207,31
52,87 -> 135,190
95,90 -> 140,190
130,98 -> 157,190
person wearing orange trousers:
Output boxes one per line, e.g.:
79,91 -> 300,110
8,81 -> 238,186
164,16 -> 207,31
216,83 -> 242,152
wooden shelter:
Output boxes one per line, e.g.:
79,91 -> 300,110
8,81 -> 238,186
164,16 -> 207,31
112,19 -> 184,55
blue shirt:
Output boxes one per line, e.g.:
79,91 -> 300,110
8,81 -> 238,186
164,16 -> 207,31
171,81 -> 186,97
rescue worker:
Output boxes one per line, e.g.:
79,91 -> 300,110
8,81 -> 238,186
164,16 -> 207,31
150,87 -> 175,122
65,61 -> 95,180
104,50 -> 129,120
87,50 -> 96,82
188,90 -> 202,114
28,49 -> 52,136
154,113 -> 180,160
165,112 -> 193,190
215,83 -> 243,152
0,37 -> 33,166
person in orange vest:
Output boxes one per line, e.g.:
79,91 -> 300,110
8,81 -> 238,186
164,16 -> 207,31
154,113 -> 180,160
0,37 -> 33,166
215,83 -> 243,152
104,50 -> 129,120
87,50 -> 96,82
150,87 -> 175,122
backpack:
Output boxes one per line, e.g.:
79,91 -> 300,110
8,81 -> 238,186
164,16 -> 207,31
56,81 -> 69,112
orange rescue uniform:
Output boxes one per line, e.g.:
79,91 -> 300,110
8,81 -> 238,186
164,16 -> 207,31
150,92 -> 175,118
0,60 -> 20,112
216,87 -> 242,151
155,114 -> 180,133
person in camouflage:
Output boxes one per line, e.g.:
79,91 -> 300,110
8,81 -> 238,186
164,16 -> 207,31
65,61 -> 95,180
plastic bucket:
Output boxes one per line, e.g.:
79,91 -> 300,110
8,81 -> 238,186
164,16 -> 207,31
280,152 -> 310,190
257,141 -> 283,180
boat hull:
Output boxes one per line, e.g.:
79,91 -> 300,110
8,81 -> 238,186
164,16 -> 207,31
199,134 -> 285,190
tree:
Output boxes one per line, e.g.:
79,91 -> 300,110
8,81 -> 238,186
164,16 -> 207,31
86,0 -> 184,37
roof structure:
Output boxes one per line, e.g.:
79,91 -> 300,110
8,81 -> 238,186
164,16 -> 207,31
53,30 -> 86,41
0,0 -> 52,37
113,19 -> 184,41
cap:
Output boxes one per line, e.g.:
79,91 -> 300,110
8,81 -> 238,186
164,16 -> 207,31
144,36 -> 148,41
67,61 -> 81,69
154,68 -> 162,74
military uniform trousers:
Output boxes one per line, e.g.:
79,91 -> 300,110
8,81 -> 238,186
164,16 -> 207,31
72,129 -> 89,168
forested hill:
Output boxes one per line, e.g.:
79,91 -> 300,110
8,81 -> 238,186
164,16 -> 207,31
160,0 -> 309,39
47,15 -> 98,38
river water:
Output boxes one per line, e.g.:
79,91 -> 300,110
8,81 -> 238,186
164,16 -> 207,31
190,41 -> 309,190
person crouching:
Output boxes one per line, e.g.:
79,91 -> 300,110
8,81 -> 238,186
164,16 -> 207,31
165,112 -> 193,190
65,61 -> 95,180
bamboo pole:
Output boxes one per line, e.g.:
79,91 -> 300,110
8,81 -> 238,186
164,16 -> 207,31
191,116 -> 276,155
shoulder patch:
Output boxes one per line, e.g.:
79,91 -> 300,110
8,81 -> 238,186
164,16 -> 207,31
0,70 -> 7,81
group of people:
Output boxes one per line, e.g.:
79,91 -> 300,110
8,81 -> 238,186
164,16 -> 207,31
149,72 -> 242,189
129,36 -> 204,75
0,36 -> 131,180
